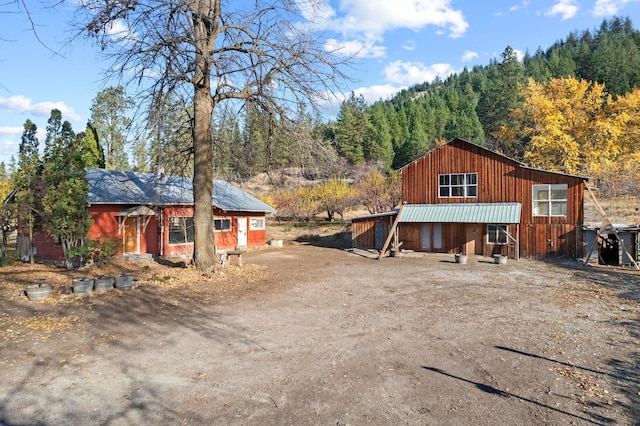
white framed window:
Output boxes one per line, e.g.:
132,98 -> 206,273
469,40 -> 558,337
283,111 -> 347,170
439,173 -> 478,198
488,224 -> 508,244
168,217 -> 194,245
214,218 -> 231,232
250,217 -> 265,230
533,184 -> 568,217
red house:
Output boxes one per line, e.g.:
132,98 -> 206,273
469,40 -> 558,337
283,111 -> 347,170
33,168 -> 275,262
351,138 -> 588,259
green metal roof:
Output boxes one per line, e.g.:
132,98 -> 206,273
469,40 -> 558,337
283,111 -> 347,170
398,203 -> 522,224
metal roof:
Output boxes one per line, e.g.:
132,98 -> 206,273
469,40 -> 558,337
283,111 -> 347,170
114,205 -> 157,217
398,203 -> 521,224
86,168 -> 275,213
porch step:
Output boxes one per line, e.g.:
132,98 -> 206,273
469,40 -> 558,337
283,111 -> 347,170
124,253 -> 155,264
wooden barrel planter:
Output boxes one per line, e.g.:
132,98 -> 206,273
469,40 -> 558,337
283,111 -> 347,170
25,280 -> 52,301
72,278 -> 94,296
94,276 -> 115,292
114,274 -> 134,290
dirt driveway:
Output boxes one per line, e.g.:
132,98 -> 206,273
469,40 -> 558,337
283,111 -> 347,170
0,244 -> 639,425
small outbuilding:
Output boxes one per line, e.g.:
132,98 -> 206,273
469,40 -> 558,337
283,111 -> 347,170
583,225 -> 640,266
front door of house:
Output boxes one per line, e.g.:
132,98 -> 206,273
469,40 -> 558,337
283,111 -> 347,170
124,217 -> 138,253
237,217 -> 247,247
465,223 -> 483,255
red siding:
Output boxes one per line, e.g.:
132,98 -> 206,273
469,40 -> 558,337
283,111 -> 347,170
32,204 -> 270,262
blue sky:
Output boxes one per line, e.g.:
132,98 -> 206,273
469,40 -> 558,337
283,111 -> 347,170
1,0 -> 639,169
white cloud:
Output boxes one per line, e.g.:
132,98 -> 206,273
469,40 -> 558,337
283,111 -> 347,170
384,60 -> 457,86
495,1 -> 530,16
0,126 -> 23,137
461,50 -> 478,62
545,0 -> 579,20
302,0 -> 469,58
0,128 -> 23,164
593,0 -> 639,16
510,1 -> 530,12
105,19 -> 138,44
355,84 -> 404,104
515,49 -> 525,61
403,40 -> 416,51
317,84 -> 403,118
297,0 -> 336,26
330,0 -> 468,38
325,37 -> 386,58
0,95 -> 81,122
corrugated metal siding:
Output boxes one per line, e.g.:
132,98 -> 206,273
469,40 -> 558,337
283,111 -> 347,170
398,203 -> 521,224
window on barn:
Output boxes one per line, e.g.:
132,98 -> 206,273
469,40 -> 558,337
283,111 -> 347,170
168,217 -> 194,244
214,218 -> 231,232
439,173 -> 478,198
250,217 -> 265,230
488,225 -> 508,244
532,184 -> 568,217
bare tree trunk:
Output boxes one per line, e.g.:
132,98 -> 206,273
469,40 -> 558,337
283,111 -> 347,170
191,0 -> 217,271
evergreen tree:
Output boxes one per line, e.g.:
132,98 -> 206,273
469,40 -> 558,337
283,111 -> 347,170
368,102 -> 395,169
89,86 -> 133,170
476,46 -> 526,139
41,112 -> 92,269
147,94 -> 193,177
524,49 -> 552,83
13,119 -> 41,264
79,122 -> 106,168
334,93 -> 372,165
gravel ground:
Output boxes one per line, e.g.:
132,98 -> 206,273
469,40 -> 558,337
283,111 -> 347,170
0,244 -> 639,425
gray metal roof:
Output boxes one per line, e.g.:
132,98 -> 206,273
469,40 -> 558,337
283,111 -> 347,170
398,203 -> 521,224
86,168 -> 275,213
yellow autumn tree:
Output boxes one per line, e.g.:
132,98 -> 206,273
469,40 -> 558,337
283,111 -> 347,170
312,178 -> 353,221
513,77 -> 640,189
520,77 -> 612,175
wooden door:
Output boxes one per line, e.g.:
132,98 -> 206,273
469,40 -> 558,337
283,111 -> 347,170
465,224 -> 483,255
124,217 -> 138,253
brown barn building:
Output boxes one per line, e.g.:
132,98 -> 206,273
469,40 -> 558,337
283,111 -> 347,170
351,138 -> 588,259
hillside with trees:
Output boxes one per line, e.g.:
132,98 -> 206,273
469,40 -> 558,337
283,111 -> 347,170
326,17 -> 640,196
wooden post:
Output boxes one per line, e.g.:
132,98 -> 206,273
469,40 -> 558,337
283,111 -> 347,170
378,204 -> 404,260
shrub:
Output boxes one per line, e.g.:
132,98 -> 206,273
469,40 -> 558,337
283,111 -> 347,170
67,236 -> 122,266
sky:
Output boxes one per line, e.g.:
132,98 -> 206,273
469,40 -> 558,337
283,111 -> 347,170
1,0 -> 640,169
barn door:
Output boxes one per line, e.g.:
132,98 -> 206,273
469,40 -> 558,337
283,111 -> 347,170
124,217 -> 139,253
